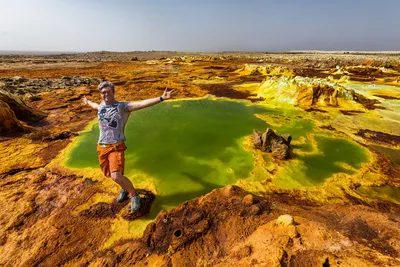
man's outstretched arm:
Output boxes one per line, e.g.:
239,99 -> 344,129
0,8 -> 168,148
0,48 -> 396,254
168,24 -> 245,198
83,96 -> 99,109
127,88 -> 176,112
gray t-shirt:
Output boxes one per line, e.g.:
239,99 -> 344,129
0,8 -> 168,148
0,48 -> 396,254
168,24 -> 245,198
97,101 -> 131,144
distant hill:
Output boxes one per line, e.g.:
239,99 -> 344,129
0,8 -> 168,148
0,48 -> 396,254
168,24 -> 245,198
286,50 -> 400,55
0,50 -> 81,55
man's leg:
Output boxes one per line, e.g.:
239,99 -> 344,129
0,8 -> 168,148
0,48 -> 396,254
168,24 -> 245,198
110,171 -> 136,196
107,144 -> 141,212
107,143 -> 135,195
111,171 -> 141,212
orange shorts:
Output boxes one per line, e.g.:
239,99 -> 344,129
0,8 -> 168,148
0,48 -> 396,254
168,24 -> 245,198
96,143 -> 127,177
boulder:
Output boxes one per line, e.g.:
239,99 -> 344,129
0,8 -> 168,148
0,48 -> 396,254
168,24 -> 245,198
252,128 -> 292,160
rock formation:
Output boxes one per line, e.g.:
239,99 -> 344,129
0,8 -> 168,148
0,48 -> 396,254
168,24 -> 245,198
257,76 -> 384,110
0,100 -> 27,134
143,186 -> 270,254
235,64 -> 295,77
252,128 -> 292,159
0,90 -> 46,134
296,83 -> 339,106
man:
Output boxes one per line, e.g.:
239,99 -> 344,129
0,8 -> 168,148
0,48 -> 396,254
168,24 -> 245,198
83,81 -> 176,213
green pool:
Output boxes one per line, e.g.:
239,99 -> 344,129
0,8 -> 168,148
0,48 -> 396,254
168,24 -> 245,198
65,98 -> 271,216
65,98 -> 372,217
298,136 -> 370,183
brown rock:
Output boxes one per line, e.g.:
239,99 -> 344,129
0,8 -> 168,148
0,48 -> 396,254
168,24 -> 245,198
249,204 -> 262,215
252,128 -> 292,159
281,134 -> 292,144
235,245 -> 252,259
252,130 -> 262,149
242,194 -> 255,206
0,100 -> 27,134
220,185 -> 242,198
271,138 -> 291,160
0,89 -> 46,123
297,84 -> 314,107
297,83 -> 341,108
184,210 -> 204,225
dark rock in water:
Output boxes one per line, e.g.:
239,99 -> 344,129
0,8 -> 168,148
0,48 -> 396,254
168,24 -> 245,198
252,130 -> 263,149
261,131 -> 269,152
281,134 -> 292,144
271,140 -> 291,160
252,129 -> 292,160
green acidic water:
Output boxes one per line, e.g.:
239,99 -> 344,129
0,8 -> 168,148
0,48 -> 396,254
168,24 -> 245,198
298,136 -> 370,184
65,98 -> 373,216
276,135 -> 371,189
65,98 -> 270,216
274,118 -> 314,141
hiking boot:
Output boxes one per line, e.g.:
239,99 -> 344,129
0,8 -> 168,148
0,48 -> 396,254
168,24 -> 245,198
130,195 -> 141,213
117,189 -> 129,203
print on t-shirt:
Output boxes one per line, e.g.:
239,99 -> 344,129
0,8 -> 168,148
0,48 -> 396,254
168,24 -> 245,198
97,101 -> 130,144
99,104 -> 121,143
99,105 -> 120,129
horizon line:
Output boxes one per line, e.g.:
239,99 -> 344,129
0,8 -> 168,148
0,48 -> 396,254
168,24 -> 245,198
1,49 -> 400,55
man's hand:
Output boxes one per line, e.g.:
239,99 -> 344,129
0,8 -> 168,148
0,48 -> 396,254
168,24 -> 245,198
127,88 -> 178,112
83,96 -> 99,110
162,87 -> 177,100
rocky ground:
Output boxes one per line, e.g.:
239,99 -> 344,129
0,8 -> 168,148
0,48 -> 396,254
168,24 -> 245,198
0,51 -> 399,266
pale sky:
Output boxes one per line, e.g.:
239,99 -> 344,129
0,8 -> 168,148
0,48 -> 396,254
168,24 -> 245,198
0,0 -> 399,52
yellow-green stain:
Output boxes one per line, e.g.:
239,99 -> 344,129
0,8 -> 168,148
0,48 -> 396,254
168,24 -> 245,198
356,185 -> 400,205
